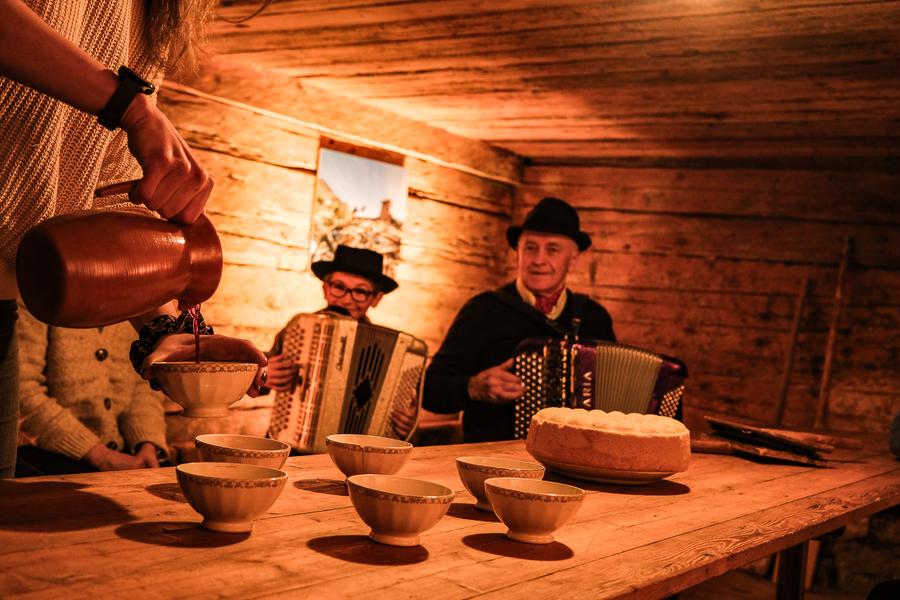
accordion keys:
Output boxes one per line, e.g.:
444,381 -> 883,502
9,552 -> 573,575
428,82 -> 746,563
268,313 -> 427,453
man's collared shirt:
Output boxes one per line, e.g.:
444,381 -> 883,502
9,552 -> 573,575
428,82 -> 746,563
515,278 -> 567,320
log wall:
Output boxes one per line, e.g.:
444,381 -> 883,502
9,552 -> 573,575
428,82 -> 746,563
159,55 -> 898,445
158,59 -> 520,452
518,165 -> 900,435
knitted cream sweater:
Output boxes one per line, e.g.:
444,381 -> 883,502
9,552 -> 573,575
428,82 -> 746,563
0,0 -> 163,275
17,300 -> 169,460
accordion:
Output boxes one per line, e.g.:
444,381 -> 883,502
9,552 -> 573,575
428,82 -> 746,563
268,313 -> 427,454
513,339 -> 687,439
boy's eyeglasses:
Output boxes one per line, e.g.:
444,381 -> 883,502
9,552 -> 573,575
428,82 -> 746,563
326,280 -> 375,302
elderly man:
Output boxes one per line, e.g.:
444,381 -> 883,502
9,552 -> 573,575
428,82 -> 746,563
423,197 -> 616,442
264,244 -> 398,392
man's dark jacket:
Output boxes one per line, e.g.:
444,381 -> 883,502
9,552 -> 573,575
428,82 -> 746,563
423,282 -> 616,442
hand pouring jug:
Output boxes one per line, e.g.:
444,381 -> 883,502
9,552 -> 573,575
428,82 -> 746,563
16,209 -> 222,327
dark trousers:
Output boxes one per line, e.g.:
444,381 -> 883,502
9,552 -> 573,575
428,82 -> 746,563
0,300 -> 17,479
15,445 -> 98,477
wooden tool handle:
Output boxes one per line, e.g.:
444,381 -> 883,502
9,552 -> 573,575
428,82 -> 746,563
691,438 -> 733,455
94,179 -> 138,199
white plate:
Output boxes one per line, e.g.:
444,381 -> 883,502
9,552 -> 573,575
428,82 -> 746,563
531,454 -> 673,485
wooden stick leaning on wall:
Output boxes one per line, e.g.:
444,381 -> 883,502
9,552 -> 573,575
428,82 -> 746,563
814,236 -> 852,430
775,276 -> 809,427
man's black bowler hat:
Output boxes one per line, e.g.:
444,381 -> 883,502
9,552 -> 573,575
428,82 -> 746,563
311,245 -> 398,293
506,197 -> 591,251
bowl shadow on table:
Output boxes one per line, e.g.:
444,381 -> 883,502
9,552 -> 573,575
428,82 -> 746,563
447,502 -> 500,522
307,535 -> 429,565
145,482 -> 187,503
544,471 -> 691,496
0,480 -> 137,531
294,478 -> 348,496
115,520 -> 250,547
462,533 -> 574,561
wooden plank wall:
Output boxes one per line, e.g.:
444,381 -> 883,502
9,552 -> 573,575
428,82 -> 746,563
158,59 -> 520,450
519,166 -> 900,436
201,0 -> 900,442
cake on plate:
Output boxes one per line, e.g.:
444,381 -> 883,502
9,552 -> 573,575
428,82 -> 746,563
526,407 -> 691,477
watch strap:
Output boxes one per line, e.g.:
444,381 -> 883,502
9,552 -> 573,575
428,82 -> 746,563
97,66 -> 155,131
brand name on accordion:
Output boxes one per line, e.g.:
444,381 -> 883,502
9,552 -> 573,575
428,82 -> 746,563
579,370 -> 592,408
336,335 -> 348,371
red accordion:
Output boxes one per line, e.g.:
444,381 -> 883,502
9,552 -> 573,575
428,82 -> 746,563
513,339 -> 687,439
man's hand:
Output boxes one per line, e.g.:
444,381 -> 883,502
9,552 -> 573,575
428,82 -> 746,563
83,443 -> 144,471
265,354 -> 299,392
467,358 -> 523,404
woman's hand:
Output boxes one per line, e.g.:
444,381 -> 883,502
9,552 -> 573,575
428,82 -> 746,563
142,333 -> 268,396
83,443 -> 144,471
121,94 -> 212,225
135,442 -> 160,468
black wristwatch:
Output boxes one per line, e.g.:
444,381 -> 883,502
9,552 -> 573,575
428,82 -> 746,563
97,66 -> 155,131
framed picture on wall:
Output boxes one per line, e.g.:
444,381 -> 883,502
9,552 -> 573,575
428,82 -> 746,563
310,138 -> 408,278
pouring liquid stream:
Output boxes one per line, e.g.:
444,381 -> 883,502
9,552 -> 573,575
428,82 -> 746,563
187,304 -> 201,363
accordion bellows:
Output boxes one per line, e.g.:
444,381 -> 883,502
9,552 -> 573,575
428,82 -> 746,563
526,407 -> 691,474
268,313 -> 427,454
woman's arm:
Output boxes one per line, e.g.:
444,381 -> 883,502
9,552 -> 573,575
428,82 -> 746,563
0,0 -> 117,115
0,0 -> 212,224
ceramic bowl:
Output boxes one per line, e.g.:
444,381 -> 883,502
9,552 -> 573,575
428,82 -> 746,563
154,362 -> 258,418
456,456 -> 545,511
325,434 -> 413,478
484,477 -> 585,544
176,462 -> 287,533
196,434 -> 291,469
346,474 -> 454,546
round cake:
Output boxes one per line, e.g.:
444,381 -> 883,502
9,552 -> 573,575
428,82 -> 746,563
526,407 -> 691,475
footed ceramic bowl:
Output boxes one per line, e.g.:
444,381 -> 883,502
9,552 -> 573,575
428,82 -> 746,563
196,434 -> 291,469
154,362 -> 257,418
484,477 -> 584,544
176,462 -> 287,533
456,456 -> 545,511
347,474 -> 454,547
325,434 -> 412,478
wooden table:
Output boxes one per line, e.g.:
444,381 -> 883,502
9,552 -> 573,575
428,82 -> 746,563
1,441 -> 898,599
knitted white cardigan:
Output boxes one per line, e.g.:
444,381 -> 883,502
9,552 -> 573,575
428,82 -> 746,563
16,300 -> 169,460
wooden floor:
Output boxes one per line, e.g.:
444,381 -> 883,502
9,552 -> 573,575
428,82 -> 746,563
682,570 -> 864,600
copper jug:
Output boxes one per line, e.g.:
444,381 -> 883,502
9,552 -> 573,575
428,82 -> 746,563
16,210 -> 223,327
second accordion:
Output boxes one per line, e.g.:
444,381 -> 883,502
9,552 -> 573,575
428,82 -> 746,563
513,338 -> 687,439
268,312 -> 427,453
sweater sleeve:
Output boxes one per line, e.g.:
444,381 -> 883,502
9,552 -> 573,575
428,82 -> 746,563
17,303 -> 101,460
119,377 -> 169,461
423,296 -> 490,414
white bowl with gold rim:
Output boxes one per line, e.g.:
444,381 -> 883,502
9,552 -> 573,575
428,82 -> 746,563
484,477 -> 585,544
347,474 -> 454,547
325,434 -> 412,478
196,434 -> 291,469
154,361 -> 258,418
456,456 -> 545,511
176,462 -> 287,533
